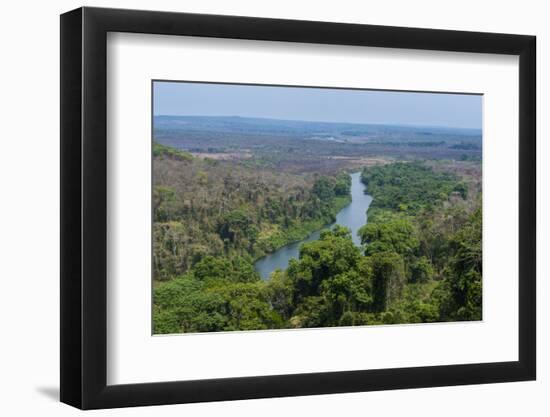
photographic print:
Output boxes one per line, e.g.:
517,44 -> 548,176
152,81 -> 482,334
60,9 -> 536,407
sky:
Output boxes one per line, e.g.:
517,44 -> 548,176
153,81 -> 482,130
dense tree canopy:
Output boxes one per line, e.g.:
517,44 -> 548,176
361,162 -> 468,215
154,156 -> 482,333
153,149 -> 351,280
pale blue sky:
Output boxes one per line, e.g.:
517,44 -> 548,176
153,81 -> 482,129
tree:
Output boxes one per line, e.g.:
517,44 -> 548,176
217,209 -> 252,243
446,208 -> 482,320
193,255 -> 259,283
288,226 -> 362,301
213,282 -> 285,331
153,276 -> 282,333
361,162 -> 460,214
410,256 -> 434,283
359,218 -> 419,257
367,251 -> 406,312
265,270 -> 294,320
312,176 -> 335,200
284,226 -> 375,327
320,267 -> 372,322
334,172 -> 351,196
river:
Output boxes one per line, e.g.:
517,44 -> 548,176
254,172 -> 373,279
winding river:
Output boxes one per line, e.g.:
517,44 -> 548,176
254,172 -> 373,279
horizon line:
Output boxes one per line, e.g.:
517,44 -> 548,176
153,114 -> 482,131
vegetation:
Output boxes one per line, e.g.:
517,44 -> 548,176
153,153 -> 482,333
361,162 -> 468,216
153,149 -> 351,281
355,162 -> 482,323
153,142 -> 193,161
155,115 -> 482,173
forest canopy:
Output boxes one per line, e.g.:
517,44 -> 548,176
153,151 -> 482,333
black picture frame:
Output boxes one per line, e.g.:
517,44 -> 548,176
60,6 -> 536,410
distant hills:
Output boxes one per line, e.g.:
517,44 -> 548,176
153,115 -> 482,143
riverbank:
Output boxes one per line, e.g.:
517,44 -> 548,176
254,195 -> 351,258
254,172 -> 372,279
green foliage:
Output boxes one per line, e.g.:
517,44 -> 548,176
153,273 -> 284,334
453,182 -> 468,199
361,162 -> 459,214
359,217 -> 419,257
445,207 -> 482,321
288,225 -> 362,300
410,256 -> 435,283
264,270 -> 294,320
193,255 -> 260,284
312,176 -> 336,200
153,151 -> 351,280
153,160 -> 482,333
217,209 -> 258,246
320,266 -> 373,319
334,172 -> 352,196
367,251 -> 406,312
357,161 -> 481,323
153,142 -> 194,161
283,226 -> 372,326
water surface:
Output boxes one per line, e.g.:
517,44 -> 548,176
254,172 -> 372,279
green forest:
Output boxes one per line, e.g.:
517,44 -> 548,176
153,143 -> 482,334
153,143 -> 352,280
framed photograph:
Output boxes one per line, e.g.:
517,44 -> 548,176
60,6 -> 536,409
